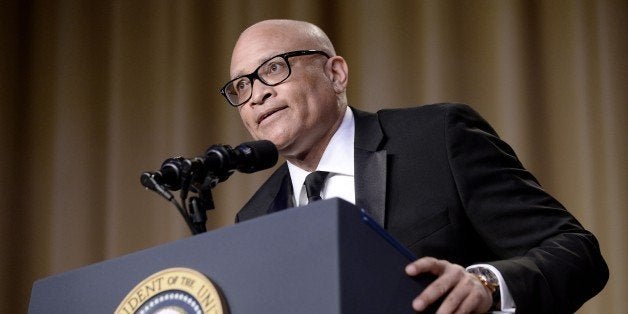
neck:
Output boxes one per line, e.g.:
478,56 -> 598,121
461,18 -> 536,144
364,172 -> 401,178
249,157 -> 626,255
284,141 -> 328,171
283,109 -> 346,171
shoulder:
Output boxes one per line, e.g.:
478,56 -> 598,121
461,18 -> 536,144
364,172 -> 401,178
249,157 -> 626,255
374,103 -> 478,119
352,102 -> 475,127
355,103 -> 484,135
375,103 -> 496,134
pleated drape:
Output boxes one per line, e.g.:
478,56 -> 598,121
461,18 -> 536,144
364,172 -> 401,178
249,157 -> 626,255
1,1 -> 625,312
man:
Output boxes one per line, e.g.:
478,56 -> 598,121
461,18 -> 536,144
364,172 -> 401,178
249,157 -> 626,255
220,19 -> 608,313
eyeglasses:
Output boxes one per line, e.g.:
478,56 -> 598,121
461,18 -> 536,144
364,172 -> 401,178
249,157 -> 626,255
220,50 -> 330,107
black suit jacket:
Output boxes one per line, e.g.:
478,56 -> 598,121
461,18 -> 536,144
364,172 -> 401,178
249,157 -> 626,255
237,103 -> 608,313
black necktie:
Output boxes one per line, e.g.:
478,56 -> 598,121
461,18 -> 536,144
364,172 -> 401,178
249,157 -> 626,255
304,171 -> 329,203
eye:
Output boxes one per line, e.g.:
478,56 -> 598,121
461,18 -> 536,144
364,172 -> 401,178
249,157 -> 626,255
269,62 -> 284,73
234,78 -> 250,92
262,60 -> 286,76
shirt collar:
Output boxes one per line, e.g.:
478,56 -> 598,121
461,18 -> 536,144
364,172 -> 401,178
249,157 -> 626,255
288,107 -> 355,197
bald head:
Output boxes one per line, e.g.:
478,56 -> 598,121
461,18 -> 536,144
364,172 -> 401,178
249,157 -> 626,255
243,20 -> 335,53
230,20 -> 336,78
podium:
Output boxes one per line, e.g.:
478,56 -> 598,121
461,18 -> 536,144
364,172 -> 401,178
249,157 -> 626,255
29,198 -> 436,313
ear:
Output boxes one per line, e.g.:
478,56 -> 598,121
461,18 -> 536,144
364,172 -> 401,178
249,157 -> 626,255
324,56 -> 349,94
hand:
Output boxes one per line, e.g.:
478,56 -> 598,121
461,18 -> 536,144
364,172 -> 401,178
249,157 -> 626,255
405,257 -> 492,314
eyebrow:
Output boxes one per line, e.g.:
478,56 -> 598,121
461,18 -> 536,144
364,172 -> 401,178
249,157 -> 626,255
231,51 -> 283,79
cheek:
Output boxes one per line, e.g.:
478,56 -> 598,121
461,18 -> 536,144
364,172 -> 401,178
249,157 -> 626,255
238,108 -> 256,131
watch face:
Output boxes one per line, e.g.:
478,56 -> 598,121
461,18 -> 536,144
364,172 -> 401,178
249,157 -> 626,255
470,267 -> 499,285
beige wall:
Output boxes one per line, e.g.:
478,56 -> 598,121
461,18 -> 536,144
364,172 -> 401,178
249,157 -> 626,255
1,1 -> 625,312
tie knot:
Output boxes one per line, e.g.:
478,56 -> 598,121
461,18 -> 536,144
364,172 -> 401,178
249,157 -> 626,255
304,171 -> 329,203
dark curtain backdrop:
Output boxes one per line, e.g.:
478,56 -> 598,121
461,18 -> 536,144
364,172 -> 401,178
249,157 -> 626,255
1,1 -> 626,312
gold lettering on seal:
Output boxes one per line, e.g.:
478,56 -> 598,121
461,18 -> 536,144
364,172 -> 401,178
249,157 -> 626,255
117,276 -> 164,313
115,267 -> 225,314
198,284 -> 218,309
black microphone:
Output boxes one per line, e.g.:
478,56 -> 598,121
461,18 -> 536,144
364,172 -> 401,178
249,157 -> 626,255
157,156 -> 204,191
204,140 -> 278,175
143,140 -> 278,190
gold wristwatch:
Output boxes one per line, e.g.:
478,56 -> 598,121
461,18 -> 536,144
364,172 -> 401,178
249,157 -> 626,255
468,267 -> 501,311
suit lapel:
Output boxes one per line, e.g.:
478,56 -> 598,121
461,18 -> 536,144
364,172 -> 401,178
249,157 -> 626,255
352,107 -> 387,227
267,168 -> 295,213
236,163 -> 293,222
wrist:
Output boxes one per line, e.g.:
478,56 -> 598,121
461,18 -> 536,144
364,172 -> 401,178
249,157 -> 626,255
468,267 -> 501,311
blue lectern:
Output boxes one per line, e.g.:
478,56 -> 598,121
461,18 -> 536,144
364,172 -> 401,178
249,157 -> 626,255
29,198 -> 436,313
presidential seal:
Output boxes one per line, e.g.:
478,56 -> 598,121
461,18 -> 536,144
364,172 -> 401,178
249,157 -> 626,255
116,267 -> 227,314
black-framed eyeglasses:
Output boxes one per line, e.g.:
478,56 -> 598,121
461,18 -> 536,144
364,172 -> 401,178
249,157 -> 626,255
220,50 -> 330,107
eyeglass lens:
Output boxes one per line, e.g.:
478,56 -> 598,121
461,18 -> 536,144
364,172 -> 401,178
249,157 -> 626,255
225,56 -> 290,106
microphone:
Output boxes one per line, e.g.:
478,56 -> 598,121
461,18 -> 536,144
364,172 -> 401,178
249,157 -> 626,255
205,139 -> 278,174
157,156 -> 204,191
141,140 -> 278,191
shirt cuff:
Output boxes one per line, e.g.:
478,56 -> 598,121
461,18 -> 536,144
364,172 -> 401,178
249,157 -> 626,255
466,264 -> 516,313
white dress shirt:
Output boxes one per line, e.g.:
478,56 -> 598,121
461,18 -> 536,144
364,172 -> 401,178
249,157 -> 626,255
288,107 -> 355,207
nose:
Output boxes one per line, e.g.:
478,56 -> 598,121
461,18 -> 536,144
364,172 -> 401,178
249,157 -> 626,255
249,79 -> 274,105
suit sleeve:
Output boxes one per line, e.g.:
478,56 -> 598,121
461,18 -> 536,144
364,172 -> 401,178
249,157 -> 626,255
443,104 -> 608,313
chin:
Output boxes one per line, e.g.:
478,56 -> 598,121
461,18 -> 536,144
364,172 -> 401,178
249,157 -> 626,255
267,138 -> 293,155
260,130 -> 291,148
271,140 -> 289,153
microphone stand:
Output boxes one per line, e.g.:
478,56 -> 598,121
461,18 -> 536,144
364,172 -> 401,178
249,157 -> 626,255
141,172 -> 201,234
188,197 -> 207,234
142,172 -> 217,235
171,196 -> 200,235
178,173 -> 218,235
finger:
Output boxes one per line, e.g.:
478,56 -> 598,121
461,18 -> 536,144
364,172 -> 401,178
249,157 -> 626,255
455,291 -> 492,314
412,262 -> 466,311
457,274 -> 493,314
436,275 -> 474,314
438,273 -> 489,314
454,285 -> 492,314
405,257 -> 444,276
412,280 -> 449,312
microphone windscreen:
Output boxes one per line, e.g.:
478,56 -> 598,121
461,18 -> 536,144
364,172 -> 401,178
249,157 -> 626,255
236,140 -> 278,173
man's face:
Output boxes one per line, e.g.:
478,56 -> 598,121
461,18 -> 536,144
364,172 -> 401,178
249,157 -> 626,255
229,25 -> 343,158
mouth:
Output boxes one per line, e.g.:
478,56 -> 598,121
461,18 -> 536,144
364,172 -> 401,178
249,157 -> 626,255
257,106 -> 288,124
